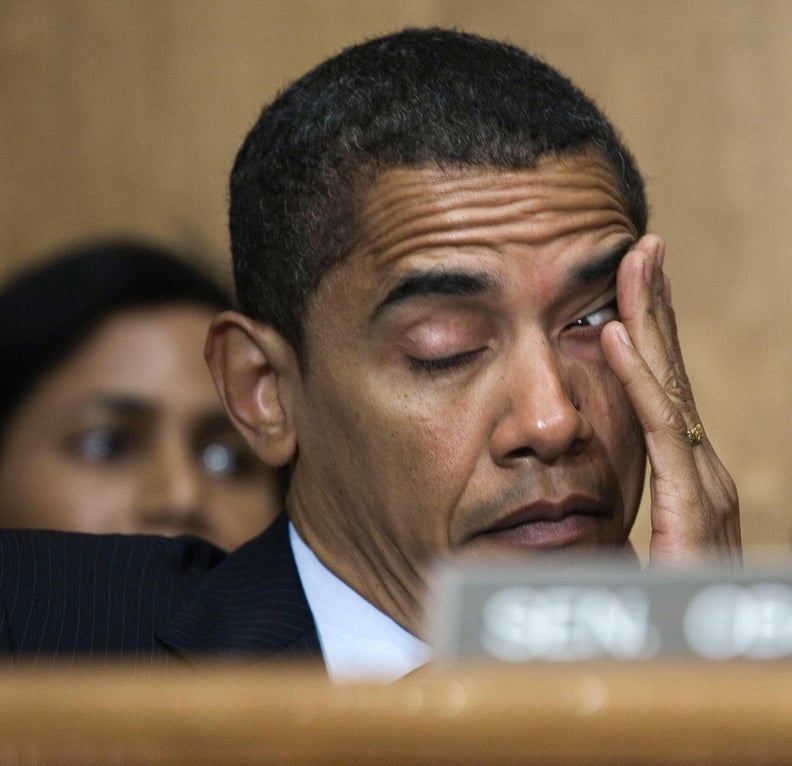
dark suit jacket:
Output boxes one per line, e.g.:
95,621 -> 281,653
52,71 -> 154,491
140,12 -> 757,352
0,513 -> 324,665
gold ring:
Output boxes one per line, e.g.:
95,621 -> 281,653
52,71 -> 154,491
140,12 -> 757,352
686,423 -> 705,446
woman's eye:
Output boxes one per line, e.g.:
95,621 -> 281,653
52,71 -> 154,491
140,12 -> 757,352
408,348 -> 483,373
573,299 -> 619,329
71,429 -> 135,462
200,442 -> 258,478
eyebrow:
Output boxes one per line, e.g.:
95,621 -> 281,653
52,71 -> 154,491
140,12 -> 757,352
373,270 -> 498,320
371,238 -> 634,321
569,239 -> 634,284
77,395 -> 156,419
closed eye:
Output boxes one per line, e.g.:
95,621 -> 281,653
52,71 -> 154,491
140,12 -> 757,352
408,347 -> 485,373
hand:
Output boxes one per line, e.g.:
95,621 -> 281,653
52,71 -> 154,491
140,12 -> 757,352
600,235 -> 741,566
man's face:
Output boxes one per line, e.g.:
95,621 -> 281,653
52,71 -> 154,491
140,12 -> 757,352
286,152 -> 646,626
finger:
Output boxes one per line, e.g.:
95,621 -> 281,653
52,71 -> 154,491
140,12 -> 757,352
615,238 -> 667,368
600,319 -> 705,558
600,319 -> 694,477
602,316 -> 741,565
616,238 -> 699,425
646,249 -> 698,417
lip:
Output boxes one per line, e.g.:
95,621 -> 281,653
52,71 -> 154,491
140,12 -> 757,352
472,495 -> 609,548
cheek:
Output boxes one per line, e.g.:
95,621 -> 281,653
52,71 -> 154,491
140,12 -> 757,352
1,454 -> 123,530
206,475 -> 283,529
572,363 -> 645,529
0,476 -> 57,528
367,382 -> 488,513
572,360 -> 644,458
54,464 -> 136,529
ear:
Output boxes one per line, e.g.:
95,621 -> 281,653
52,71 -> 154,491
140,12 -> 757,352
205,310 -> 298,467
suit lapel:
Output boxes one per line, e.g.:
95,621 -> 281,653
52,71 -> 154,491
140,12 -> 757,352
156,513 -> 324,666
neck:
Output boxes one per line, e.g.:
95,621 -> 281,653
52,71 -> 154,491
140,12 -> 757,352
288,509 -> 427,639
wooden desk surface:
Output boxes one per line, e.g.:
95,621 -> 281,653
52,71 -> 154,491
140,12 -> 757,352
1,660 -> 789,764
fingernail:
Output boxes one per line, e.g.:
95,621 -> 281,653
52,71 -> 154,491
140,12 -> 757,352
615,322 -> 633,347
643,255 -> 654,285
655,241 -> 665,269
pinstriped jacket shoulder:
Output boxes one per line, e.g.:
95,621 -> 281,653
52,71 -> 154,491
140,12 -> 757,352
0,512 -> 323,664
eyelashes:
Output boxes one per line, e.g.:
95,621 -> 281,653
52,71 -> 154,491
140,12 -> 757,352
405,297 -> 618,375
408,348 -> 485,373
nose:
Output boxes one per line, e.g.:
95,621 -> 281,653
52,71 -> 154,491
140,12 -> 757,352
490,339 -> 593,465
136,436 -> 209,536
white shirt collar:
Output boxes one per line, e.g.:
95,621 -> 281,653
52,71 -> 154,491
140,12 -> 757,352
289,522 -> 431,682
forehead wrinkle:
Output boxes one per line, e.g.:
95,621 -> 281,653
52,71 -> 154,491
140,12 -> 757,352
360,209 -> 632,272
355,163 -> 632,267
359,151 -> 624,219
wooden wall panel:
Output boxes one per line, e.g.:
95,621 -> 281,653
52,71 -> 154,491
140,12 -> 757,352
1,0 -> 790,558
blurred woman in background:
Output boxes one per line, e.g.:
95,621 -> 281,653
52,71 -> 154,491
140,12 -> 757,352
0,239 -> 283,551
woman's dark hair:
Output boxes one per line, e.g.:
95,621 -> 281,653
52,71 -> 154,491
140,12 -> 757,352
0,238 -> 231,439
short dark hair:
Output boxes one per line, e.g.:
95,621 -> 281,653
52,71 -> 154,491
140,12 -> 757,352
0,238 -> 230,439
230,27 -> 647,362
